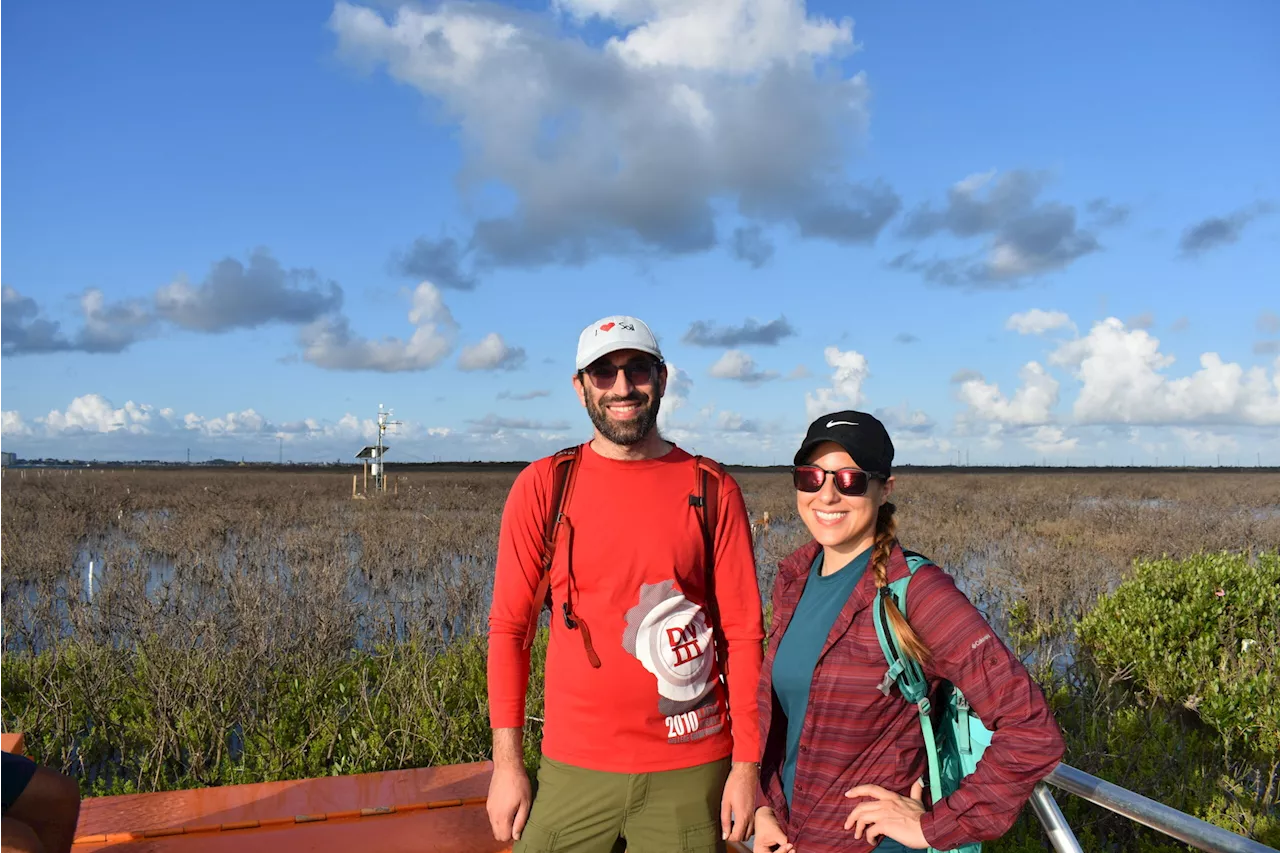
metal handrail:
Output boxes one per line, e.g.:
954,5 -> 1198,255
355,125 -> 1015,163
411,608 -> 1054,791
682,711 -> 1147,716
1036,762 -> 1277,853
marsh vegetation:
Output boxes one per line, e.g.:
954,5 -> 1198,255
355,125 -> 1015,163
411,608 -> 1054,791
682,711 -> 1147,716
2,466 -> 1277,847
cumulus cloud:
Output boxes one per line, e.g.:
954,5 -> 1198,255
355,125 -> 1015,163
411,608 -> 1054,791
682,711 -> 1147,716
458,332 -> 527,371
708,350 -> 779,383
1255,340 -> 1280,356
50,397 -> 170,436
1006,308 -> 1075,336
2,287 -> 67,354
1179,202 -> 1273,256
657,361 -> 693,430
805,346 -> 868,419
1171,427 -> 1238,455
1050,318 -> 1280,425
2,286 -> 155,356
894,332 -> 919,344
1,411 -> 33,438
330,0 -> 897,270
1025,425 -> 1078,454
954,362 -> 1059,426
683,316 -> 796,347
1170,316 -> 1190,332
896,169 -> 1103,287
1258,310 -> 1280,336
874,403 -> 934,434
156,248 -> 342,332
300,282 -> 457,372
78,289 -> 154,352
715,410 -> 760,432
394,237 -> 477,290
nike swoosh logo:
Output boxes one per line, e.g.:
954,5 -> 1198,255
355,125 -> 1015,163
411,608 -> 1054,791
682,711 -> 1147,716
826,420 -> 858,428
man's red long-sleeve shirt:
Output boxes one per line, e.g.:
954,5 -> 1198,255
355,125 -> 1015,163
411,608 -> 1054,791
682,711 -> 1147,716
488,443 -> 764,772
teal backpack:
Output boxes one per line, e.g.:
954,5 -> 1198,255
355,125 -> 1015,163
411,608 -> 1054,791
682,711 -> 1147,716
872,551 -> 994,853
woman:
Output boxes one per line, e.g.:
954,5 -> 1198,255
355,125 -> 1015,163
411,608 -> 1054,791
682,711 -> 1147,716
753,412 -> 1064,852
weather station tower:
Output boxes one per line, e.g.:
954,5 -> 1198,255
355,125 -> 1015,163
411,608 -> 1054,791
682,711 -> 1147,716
354,404 -> 402,495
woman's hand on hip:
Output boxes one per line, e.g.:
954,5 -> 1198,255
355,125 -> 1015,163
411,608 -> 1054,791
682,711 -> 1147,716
753,807 -> 793,853
844,780 -> 928,848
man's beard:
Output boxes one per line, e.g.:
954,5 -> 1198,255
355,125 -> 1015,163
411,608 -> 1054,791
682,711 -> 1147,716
587,389 -> 662,446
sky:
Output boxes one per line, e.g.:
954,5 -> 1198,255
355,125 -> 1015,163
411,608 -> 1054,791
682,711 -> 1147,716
2,0 -> 1278,467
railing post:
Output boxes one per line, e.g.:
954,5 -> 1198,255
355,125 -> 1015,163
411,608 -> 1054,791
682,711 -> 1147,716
1029,783 -> 1084,853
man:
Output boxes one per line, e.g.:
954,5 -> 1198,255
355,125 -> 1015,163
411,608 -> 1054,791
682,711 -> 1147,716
486,315 -> 764,853
2,752 -> 81,853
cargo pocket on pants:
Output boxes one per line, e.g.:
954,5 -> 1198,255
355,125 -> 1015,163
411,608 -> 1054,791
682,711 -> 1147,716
513,819 -> 560,853
679,819 -> 720,853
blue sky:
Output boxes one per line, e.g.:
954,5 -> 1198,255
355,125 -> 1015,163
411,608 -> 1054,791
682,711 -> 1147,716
3,0 -> 1277,466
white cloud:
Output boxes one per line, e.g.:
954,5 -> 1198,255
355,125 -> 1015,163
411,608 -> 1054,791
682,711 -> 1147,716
708,349 -> 779,383
715,410 -> 760,432
558,0 -> 855,75
955,362 -> 1058,425
1051,318 -> 1280,425
192,409 -> 272,437
805,346 -> 869,419
1006,308 -> 1075,336
874,402 -> 934,434
657,361 -> 693,431
2,411 -> 33,438
42,395 -> 160,436
458,332 -> 527,371
1171,427 -> 1239,455
300,282 -> 457,372
1025,425 -> 1078,454
331,0 -> 895,269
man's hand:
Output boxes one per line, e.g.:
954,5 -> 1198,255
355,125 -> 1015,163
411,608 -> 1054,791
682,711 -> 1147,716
720,762 -> 758,842
844,780 -> 928,849
487,762 -> 533,844
753,807 -> 793,853
488,728 -> 532,843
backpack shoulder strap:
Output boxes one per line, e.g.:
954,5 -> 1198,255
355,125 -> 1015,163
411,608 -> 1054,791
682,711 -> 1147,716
522,445 -> 582,649
872,548 -> 946,805
691,456 -> 727,675
691,456 -> 723,551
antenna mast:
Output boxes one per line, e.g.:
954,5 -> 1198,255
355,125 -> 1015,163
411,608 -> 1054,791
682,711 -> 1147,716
374,404 -> 403,493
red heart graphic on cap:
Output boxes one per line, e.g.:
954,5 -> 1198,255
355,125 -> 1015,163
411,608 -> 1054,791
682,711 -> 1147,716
600,322 -> 616,331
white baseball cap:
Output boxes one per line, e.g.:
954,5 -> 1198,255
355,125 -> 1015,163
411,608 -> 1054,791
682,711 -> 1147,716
575,315 -> 663,370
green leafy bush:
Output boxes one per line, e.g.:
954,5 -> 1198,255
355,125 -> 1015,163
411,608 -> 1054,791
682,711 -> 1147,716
1,631 -> 549,796
1077,551 -> 1280,759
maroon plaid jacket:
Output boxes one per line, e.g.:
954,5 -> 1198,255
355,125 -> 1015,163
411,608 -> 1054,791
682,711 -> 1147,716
756,540 -> 1064,852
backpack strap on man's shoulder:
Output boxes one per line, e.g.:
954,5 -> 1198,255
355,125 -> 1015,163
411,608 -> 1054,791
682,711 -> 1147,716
689,456 -> 723,549
522,445 -> 582,650
690,456 -> 727,677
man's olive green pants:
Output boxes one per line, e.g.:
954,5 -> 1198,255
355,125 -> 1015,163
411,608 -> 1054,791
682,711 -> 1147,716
514,756 -> 730,853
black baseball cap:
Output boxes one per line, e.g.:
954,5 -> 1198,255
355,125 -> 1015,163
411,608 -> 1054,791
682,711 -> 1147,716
793,410 -> 895,476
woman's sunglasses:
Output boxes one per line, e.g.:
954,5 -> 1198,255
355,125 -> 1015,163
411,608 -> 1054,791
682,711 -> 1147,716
582,359 -> 663,390
792,465 -> 883,497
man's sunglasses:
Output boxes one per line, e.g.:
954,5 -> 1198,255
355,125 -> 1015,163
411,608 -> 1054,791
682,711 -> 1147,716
792,465 -> 884,497
581,359 -> 663,390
